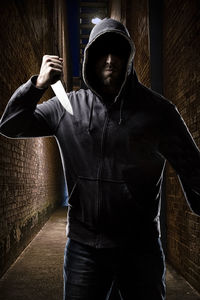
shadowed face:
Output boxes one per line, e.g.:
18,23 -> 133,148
95,52 -> 126,97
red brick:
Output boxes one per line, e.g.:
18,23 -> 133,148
0,1 -> 69,277
163,0 -> 200,292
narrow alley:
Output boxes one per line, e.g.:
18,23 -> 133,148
0,0 -> 200,299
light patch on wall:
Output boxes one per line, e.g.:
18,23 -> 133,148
91,17 -> 102,25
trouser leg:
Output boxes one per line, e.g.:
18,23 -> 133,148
63,239 -> 113,300
117,238 -> 166,300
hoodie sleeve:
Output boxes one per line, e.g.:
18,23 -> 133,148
158,102 -> 200,216
0,76 -> 64,138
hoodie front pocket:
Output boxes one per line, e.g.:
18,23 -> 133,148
99,180 -> 136,234
68,178 -> 137,233
100,180 -> 133,216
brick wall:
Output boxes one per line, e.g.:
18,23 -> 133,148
163,0 -> 200,292
0,1 -> 69,276
126,0 -> 151,87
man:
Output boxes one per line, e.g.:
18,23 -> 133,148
0,18 -> 200,300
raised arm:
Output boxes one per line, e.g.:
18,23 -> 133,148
0,55 -> 64,138
158,102 -> 200,216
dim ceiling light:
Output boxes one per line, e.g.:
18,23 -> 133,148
91,17 -> 102,25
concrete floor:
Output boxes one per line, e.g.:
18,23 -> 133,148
0,207 -> 199,300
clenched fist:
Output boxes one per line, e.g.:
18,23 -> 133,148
36,55 -> 63,89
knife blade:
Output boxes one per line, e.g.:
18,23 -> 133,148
51,80 -> 73,115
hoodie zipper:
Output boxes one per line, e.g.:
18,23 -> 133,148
96,112 -> 109,247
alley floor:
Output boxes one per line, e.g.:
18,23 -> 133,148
0,208 -> 199,300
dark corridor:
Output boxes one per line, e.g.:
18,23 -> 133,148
0,0 -> 200,299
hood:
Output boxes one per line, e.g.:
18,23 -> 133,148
82,18 -> 136,100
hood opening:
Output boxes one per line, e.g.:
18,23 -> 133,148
83,31 -> 134,99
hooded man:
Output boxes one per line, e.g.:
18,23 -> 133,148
0,18 -> 200,300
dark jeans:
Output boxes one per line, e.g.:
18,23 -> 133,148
63,238 -> 166,300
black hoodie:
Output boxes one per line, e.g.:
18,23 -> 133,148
0,18 -> 200,248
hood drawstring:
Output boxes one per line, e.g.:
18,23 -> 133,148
118,97 -> 125,125
88,96 -> 94,133
118,72 -> 133,125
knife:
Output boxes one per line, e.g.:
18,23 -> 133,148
51,80 -> 73,115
